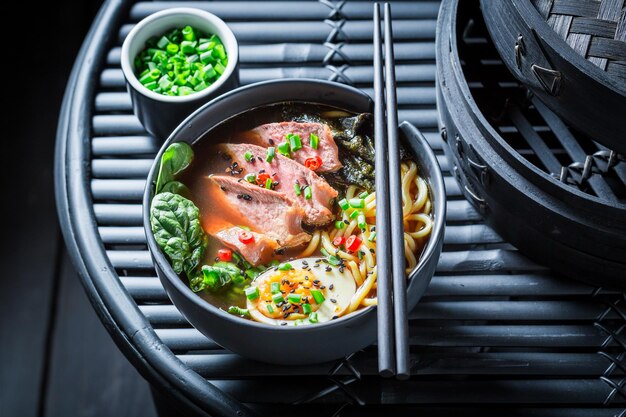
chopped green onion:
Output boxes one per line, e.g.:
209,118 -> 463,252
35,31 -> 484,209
227,306 -> 250,317
338,198 -> 349,210
289,134 -> 302,151
270,282 -> 281,294
244,151 -> 253,162
266,147 -> 275,162
182,25 -> 196,42
368,231 -> 377,242
310,133 -> 319,149
320,248 -> 330,257
157,36 -> 169,49
238,225 -> 251,231
245,173 -> 257,183
265,178 -> 273,189
357,250 -> 365,260
135,26 -> 228,96
278,262 -> 293,271
311,289 -> 325,304
244,269 -> 257,280
266,304 -> 274,314
304,186 -> 312,200
244,286 -> 260,300
358,191 -> 369,199
287,293 -> 302,303
272,293 -> 284,304
349,198 -> 365,208
309,312 -> 319,323
349,210 -> 359,219
357,214 -> 367,230
294,182 -> 302,196
302,303 -> 312,314
277,142 -> 291,157
328,255 -> 342,266
335,220 -> 345,229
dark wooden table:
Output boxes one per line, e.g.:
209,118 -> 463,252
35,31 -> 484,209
53,1 -> 626,416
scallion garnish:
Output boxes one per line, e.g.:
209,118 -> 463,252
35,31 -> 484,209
358,191 -> 369,199
320,248 -> 330,257
270,282 -> 280,294
304,186 -> 312,200
368,231 -> 377,242
311,289 -> 325,304
335,220 -> 345,229
267,304 -> 274,314
245,173 -> 257,183
328,255 -> 342,266
310,133 -> 319,149
244,151 -> 253,162
294,182 -> 302,196
265,178 -> 273,189
244,286 -> 260,300
278,262 -> 293,271
287,293 -> 302,303
277,142 -> 290,157
266,147 -> 276,162
289,134 -> 302,151
227,306 -> 250,317
309,312 -> 319,323
349,198 -> 365,208
357,214 -> 367,230
303,303 -> 312,314
349,210 -> 359,219
338,198 -> 349,210
272,293 -> 284,304
135,27 -> 228,96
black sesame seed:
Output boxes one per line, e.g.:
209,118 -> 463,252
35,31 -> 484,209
232,162 -> 238,168
281,322 -> 287,326
259,169 -> 265,173
320,285 -> 326,289
268,139 -> 274,145
330,298 -> 337,303
344,220 -> 350,224
220,186 -> 226,191
237,194 -> 243,199
325,266 -> 332,272
369,248 -> 375,254
332,316 -> 338,320
329,284 -> 334,290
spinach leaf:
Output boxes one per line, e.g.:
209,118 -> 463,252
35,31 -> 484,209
155,142 -> 194,193
161,181 -> 191,198
150,192 -> 208,291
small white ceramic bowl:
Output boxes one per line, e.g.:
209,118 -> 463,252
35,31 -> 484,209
121,7 -> 239,139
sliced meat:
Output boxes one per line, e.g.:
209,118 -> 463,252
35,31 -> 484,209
201,175 -> 311,250
214,226 -> 276,266
218,143 -> 338,225
237,122 -> 342,173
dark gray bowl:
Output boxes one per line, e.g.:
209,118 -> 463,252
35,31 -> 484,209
121,7 -> 240,140
142,79 -> 446,364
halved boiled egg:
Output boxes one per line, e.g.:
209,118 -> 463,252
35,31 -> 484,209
246,257 -> 356,326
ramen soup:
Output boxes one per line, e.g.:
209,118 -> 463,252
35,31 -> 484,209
149,103 -> 433,326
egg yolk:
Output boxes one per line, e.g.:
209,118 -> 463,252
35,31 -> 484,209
255,269 -> 326,320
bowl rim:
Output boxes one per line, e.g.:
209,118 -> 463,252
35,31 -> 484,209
120,7 -> 239,103
142,78 -> 446,333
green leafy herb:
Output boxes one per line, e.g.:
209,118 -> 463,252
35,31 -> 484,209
227,306 -> 250,317
150,192 -> 208,291
155,142 -> 193,193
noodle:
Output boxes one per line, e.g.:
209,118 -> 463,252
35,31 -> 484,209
299,160 -> 434,313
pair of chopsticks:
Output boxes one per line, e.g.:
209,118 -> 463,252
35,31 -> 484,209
373,2 -> 410,380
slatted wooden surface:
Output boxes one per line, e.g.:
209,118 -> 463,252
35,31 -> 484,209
60,1 -> 626,415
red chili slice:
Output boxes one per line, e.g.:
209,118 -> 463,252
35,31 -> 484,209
345,235 -> 362,252
256,173 -> 271,185
304,156 -> 323,171
332,236 -> 345,247
217,249 -> 232,261
238,231 -> 255,244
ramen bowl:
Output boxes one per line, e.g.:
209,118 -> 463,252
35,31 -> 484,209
143,79 -> 445,364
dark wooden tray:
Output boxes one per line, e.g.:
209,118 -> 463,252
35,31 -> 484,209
55,1 -> 626,416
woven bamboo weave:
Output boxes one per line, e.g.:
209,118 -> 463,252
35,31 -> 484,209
532,0 -> 626,78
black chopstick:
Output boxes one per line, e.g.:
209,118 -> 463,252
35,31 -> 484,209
373,2 -> 395,378
384,2 -> 410,380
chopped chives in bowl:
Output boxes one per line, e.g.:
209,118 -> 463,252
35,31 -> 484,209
134,25 -> 228,96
